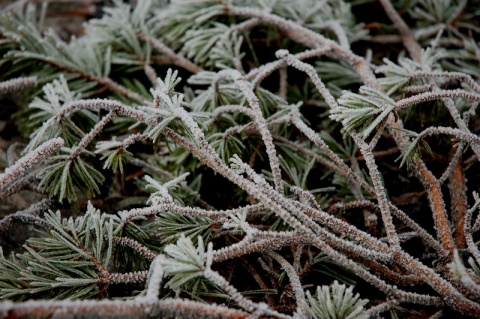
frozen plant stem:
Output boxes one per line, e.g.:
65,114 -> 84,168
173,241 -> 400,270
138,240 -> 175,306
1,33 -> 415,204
0,76 -> 37,94
222,3 -> 378,86
0,137 -> 64,191
267,250 -> 308,318
216,69 -> 284,193
379,0 -> 422,61
0,299 -> 251,319
69,111 -> 117,161
203,269 -> 290,319
138,32 -> 203,74
2,0 -> 480,317
354,136 -> 400,248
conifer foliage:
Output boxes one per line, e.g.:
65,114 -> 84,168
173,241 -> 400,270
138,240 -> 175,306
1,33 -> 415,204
1,0 -> 480,318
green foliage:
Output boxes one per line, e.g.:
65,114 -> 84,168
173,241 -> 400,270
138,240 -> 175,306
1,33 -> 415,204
0,6 -> 111,82
270,0 -> 368,42
188,71 -> 243,112
0,206 -> 113,300
210,32 -> 245,70
85,0 -> 157,65
444,38 -> 480,78
306,281 -> 369,319
395,128 -> 433,168
162,235 -> 212,291
331,86 -> 396,138
144,173 -> 189,205
376,48 -> 445,95
315,61 -> 362,97
2,0 -> 480,317
208,131 -> 246,163
183,23 -> 230,66
156,0 -> 225,50
408,0 -> 469,29
24,76 -> 95,152
95,139 -> 133,174
37,147 -> 104,202
149,212 -> 213,246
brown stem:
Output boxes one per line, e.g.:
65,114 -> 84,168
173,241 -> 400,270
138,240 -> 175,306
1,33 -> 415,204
417,162 -> 456,254
448,147 -> 467,249
138,32 -> 203,74
239,257 -> 276,308
1,298 -> 250,319
40,59 -> 147,103
387,117 -> 456,257
369,0 -> 475,265
223,3 -> 377,87
394,249 -> 480,315
163,126 -> 480,314
378,0 -> 422,62
360,258 -> 423,285
354,147 -> 399,161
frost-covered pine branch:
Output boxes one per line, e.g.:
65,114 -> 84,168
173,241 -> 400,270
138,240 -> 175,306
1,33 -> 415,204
1,0 -> 480,317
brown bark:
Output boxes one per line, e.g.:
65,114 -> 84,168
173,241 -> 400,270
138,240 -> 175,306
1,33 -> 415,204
448,149 -> 467,249
1,298 -> 250,319
417,164 -> 456,255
